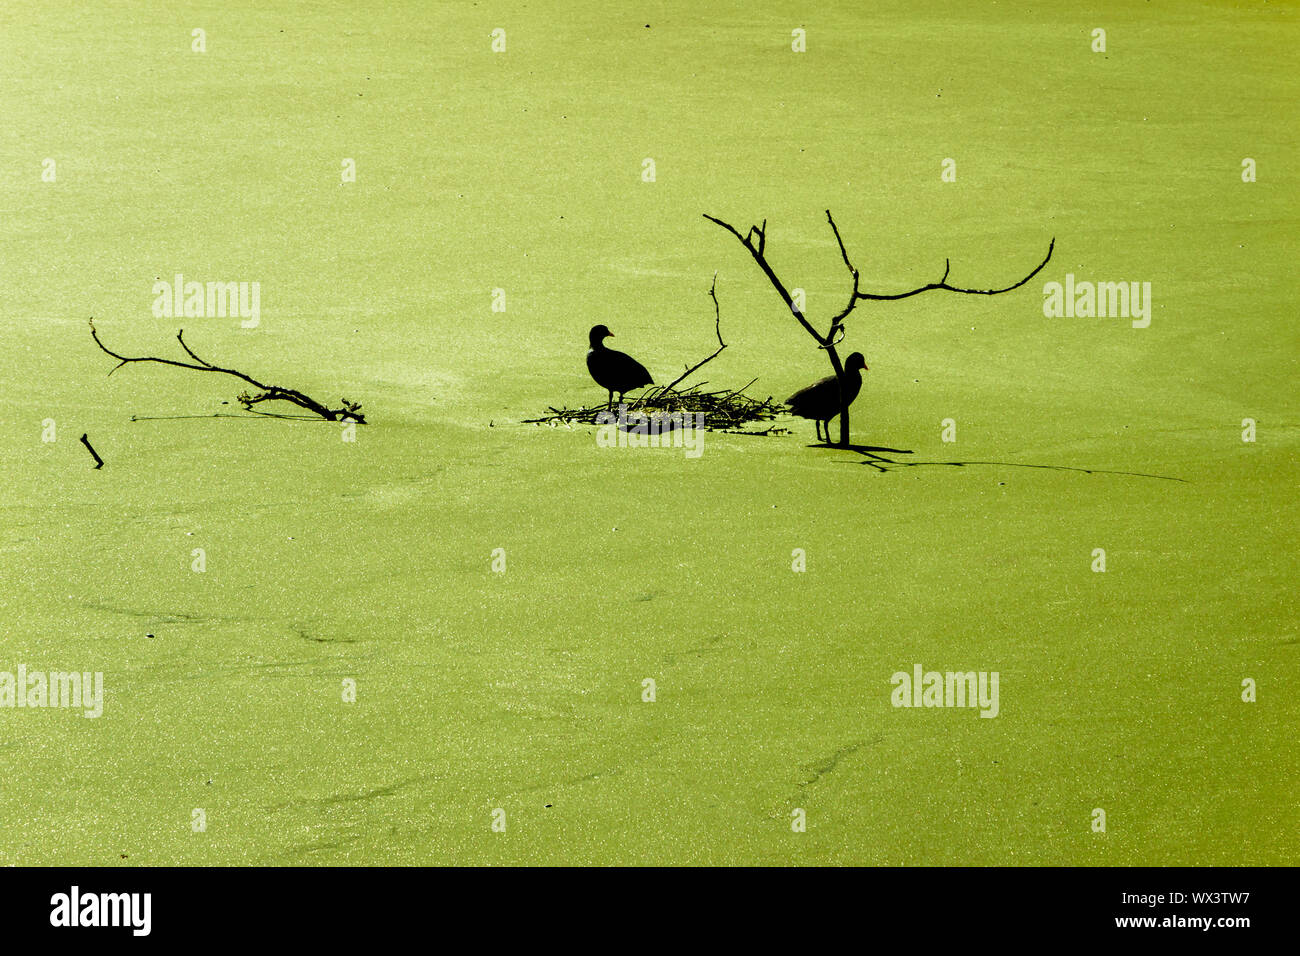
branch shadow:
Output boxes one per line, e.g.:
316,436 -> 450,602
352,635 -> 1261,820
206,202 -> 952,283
129,410 -> 329,423
818,442 -> 1188,483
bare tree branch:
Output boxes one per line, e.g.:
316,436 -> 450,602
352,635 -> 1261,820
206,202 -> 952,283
703,209 -> 1054,448
854,236 -> 1055,301
663,272 -> 728,393
703,214 -> 827,345
175,332 -> 218,369
89,319 -> 365,423
708,273 -> 724,347
827,210 -> 856,275
824,210 -> 862,346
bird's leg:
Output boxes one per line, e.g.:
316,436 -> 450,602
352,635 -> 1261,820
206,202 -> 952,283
814,419 -> 823,442
606,389 -> 613,410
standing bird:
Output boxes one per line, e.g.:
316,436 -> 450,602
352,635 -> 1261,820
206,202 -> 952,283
586,324 -> 653,408
785,352 -> 869,444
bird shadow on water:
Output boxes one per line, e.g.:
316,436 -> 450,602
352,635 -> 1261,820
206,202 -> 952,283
815,443 -> 1188,483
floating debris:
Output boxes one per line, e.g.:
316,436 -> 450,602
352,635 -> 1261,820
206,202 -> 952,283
525,379 -> 789,435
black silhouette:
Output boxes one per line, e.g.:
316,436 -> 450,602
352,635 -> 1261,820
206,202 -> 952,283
586,324 -> 653,408
786,352 -> 868,443
79,433 -> 103,469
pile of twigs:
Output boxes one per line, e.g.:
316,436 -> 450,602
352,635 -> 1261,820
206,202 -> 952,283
524,379 -> 788,435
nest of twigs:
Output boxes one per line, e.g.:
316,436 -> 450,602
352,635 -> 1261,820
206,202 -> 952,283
524,380 -> 789,435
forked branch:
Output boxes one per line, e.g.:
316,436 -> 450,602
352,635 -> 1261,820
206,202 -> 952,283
854,236 -> 1055,301
89,320 -> 365,423
703,209 -> 1054,448
703,210 -> 1054,338
702,214 -> 825,344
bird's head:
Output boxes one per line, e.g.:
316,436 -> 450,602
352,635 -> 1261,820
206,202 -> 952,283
589,324 -> 614,347
847,352 -> 868,372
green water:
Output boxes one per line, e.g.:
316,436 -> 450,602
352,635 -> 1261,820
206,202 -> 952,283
0,1 -> 1296,864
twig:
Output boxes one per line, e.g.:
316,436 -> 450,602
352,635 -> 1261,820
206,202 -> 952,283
663,272 -> 728,393
79,433 -> 104,469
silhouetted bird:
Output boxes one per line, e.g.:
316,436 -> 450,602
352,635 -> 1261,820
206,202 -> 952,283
785,352 -> 868,443
587,325 -> 653,408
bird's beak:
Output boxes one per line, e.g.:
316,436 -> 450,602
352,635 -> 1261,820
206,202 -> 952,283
606,332 -> 614,338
